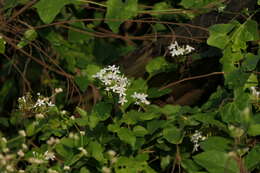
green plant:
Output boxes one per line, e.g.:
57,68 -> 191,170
0,0 -> 260,172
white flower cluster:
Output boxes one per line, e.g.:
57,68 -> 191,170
29,150 -> 55,164
131,92 -> 150,105
250,86 -> 260,100
93,65 -> 151,106
168,41 -> 195,57
190,130 -> 206,152
33,97 -> 55,108
46,137 -> 60,146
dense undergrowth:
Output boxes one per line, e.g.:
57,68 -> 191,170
0,0 -> 260,172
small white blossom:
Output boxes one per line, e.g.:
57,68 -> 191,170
48,169 -> 59,173
33,97 -> 55,108
44,151 -> 55,161
80,131 -> 85,135
34,98 -> 45,107
250,86 -> 260,100
6,165 -> 14,172
168,41 -> 195,57
111,157 -> 118,164
36,113 -> 45,119
102,166 -> 111,173
3,148 -> 9,153
18,170 -> 25,173
1,137 -> 7,143
55,88 -> 63,94
93,65 -> 129,105
107,150 -> 116,157
22,144 -> 28,150
18,130 -> 26,137
64,166 -> 70,171
70,116 -> 75,120
78,147 -> 88,155
47,137 -> 59,145
190,130 -> 206,152
131,92 -> 150,105
28,157 -> 44,164
17,150 -> 25,157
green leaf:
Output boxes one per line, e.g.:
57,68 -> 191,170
207,23 -> 236,49
258,0 -> 260,5
133,125 -> 148,137
193,112 -> 228,132
34,0 -> 71,24
160,155 -> 171,170
17,29 -> 37,48
193,151 -> 239,173
85,64 -> 100,81
248,124 -> 260,136
0,36 -> 6,54
26,123 -> 36,136
105,0 -> 138,33
88,141 -> 105,162
80,167 -> 90,173
220,88 -> 251,125
242,53 -> 260,71
60,138 -> 75,148
163,126 -> 183,144
147,88 -> 172,98
181,159 -> 202,172
117,127 -> 136,147
244,73 -> 258,90
55,143 -> 73,158
65,153 -> 83,166
245,145 -> 260,171
145,57 -> 176,77
92,102 -> 112,121
68,20 -> 90,43
200,136 -> 232,151
231,20 -> 259,51
147,120 -> 167,134
160,104 -> 181,116
75,75 -> 89,92
76,107 -> 87,117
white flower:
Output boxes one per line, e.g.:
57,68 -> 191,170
78,147 -> 88,155
17,150 -> 25,157
18,130 -> 26,137
131,92 -> 150,105
34,98 -> 45,107
186,45 -> 195,52
6,165 -> 14,172
28,157 -> 44,164
190,130 -> 206,152
3,148 -> 9,153
70,116 -> 75,120
168,41 -> 195,57
1,137 -> 7,143
36,113 -> 45,119
107,150 -> 116,157
93,65 -> 129,105
44,151 -> 55,161
64,166 -> 70,171
55,88 -> 63,94
48,169 -> 59,173
80,131 -> 85,135
102,166 -> 111,173
22,144 -> 28,150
